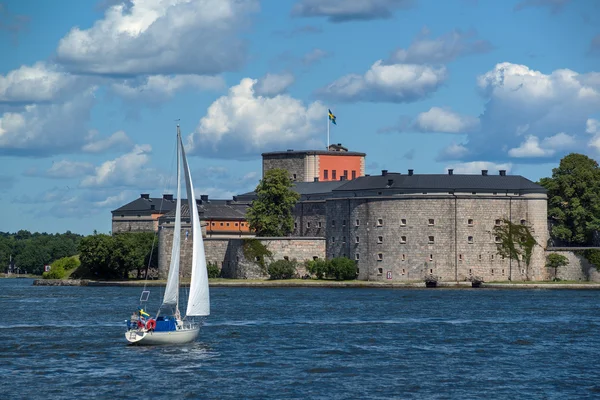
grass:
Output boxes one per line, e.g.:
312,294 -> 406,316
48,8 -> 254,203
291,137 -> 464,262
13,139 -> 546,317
486,280 -> 596,284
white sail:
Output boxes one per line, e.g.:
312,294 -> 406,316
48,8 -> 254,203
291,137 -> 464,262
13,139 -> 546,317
161,130 -> 182,309
179,133 -> 210,317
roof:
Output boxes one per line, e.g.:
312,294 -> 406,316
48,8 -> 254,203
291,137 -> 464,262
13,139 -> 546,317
111,196 -> 178,214
333,173 -> 547,193
159,200 -> 249,221
234,180 -> 348,201
261,150 -> 366,157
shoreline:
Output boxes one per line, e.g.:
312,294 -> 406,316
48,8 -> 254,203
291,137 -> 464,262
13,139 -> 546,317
29,279 -> 600,289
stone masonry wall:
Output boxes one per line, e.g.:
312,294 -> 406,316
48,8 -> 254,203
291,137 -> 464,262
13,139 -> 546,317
112,217 -> 155,233
545,251 -> 600,281
327,194 -> 548,282
293,201 -> 326,237
263,154 -> 306,181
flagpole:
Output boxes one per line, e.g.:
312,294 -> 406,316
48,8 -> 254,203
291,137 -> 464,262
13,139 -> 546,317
327,112 -> 330,150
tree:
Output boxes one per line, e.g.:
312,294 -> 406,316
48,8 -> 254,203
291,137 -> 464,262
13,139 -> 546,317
493,219 -> 537,281
305,257 -> 357,281
267,259 -> 298,280
545,253 -> 569,281
246,168 -> 300,237
539,153 -> 600,245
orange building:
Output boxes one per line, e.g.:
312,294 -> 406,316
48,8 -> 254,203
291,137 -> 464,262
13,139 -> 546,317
261,143 -> 366,182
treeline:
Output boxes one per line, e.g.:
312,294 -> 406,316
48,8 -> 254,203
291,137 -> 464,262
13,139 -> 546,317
77,233 -> 157,280
1,230 -> 82,275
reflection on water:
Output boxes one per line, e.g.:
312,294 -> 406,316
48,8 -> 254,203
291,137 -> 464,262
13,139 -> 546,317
1,279 -> 600,399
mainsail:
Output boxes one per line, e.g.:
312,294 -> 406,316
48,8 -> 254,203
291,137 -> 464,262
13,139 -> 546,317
179,132 -> 210,317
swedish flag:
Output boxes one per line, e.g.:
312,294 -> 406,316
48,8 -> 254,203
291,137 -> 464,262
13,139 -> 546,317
139,308 -> 150,317
328,109 -> 336,125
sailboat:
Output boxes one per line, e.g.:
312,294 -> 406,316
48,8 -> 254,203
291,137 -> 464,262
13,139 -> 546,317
125,125 -> 210,345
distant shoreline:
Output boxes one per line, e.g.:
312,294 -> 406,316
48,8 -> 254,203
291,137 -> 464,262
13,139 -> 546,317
27,278 -> 600,289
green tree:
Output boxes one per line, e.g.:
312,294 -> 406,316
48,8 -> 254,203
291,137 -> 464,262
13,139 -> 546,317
493,219 -> 538,281
78,234 -> 117,279
545,253 -> 569,281
539,153 -> 600,245
246,168 -> 300,237
267,259 -> 298,280
329,257 -> 357,280
583,249 -> 600,272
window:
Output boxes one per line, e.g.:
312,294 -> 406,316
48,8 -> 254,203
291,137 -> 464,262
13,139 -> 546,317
468,236 -> 474,244
377,236 -> 383,244
342,236 -> 346,244
478,254 -> 482,261
402,269 -> 405,275
429,269 -> 433,274
401,218 -> 406,226
377,253 -> 383,261
355,253 -> 360,260
332,237 -> 335,243
332,170 -> 337,180
378,267 -> 383,274
352,170 -> 356,179
520,219 -> 527,225
429,254 -> 433,261
495,236 -> 501,243
355,219 -> 360,226
324,170 -> 329,180
343,170 -> 348,178
428,236 -> 435,244
502,269 -> 505,275
317,221 -> 322,228
428,219 -> 435,226
468,219 -> 474,226
294,222 -> 297,229
400,236 -> 407,244
469,269 -> 472,274
491,254 -> 495,261
284,256 -> 289,261
495,219 -> 501,226
491,269 -> 494,275
313,256 -> 318,261
459,254 -> 463,261
355,236 -> 360,244
342,220 -> 346,227
377,218 -> 383,226
235,223 -> 238,226
472,192 -> 477,195
332,220 -> 336,227
307,222 -> 311,228
220,222 -> 224,226
226,222 -> 230,226
292,173 -> 297,180
241,223 -> 245,227
402,254 -> 406,261
212,222 -> 216,226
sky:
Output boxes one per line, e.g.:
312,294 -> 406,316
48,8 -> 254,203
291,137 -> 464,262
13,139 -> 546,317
0,0 -> 598,236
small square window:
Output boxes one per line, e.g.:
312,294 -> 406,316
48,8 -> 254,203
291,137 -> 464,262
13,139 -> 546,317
355,236 -> 360,243
428,219 -> 435,226
429,269 -> 433,274
491,269 -> 494,275
235,223 -> 238,226
468,236 -> 474,243
520,219 -> 526,225
402,268 -> 405,275
220,222 -> 224,226
400,218 -> 407,226
468,219 -> 473,226
402,254 -> 406,261
317,221 -> 322,228
491,254 -> 495,261
332,237 -> 336,243
478,254 -> 482,261
307,222 -> 311,228
293,173 -> 297,180
355,253 -> 360,260
294,222 -> 297,229
459,254 -> 463,261
428,236 -> 435,244
495,219 -> 501,226
469,268 -> 472,274
377,236 -> 383,244
429,254 -> 433,261
378,267 -> 383,274
377,253 -> 383,261
400,236 -> 407,244
377,218 -> 383,226
355,219 -> 360,226
495,236 -> 501,243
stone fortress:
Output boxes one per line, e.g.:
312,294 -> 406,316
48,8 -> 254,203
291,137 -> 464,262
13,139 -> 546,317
112,144 -> 599,282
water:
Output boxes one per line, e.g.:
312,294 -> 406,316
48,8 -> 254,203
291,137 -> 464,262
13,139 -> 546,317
1,279 -> 599,399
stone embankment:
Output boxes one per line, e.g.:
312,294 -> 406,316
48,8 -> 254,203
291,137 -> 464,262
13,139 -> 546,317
33,279 -> 90,286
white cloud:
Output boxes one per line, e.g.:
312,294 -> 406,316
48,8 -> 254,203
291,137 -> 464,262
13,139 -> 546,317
454,62 -> 600,162
80,144 -> 165,188
318,60 -> 446,103
254,73 -> 295,96
189,78 -> 325,158
389,27 -> 493,64
291,0 -> 414,22
109,74 -> 225,103
445,161 -> 512,175
0,89 -> 96,156
56,0 -> 259,76
413,107 -> 480,133
46,160 -> 95,179
436,143 -> 469,161
586,118 -> 599,134
82,130 -> 133,153
0,62 -> 85,104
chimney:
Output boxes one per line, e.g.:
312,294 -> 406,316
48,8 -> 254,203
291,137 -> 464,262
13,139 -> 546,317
448,169 -> 454,175
200,194 -> 209,202
140,193 -> 150,199
382,170 -> 388,176
287,149 -> 294,152
499,170 -> 506,176
340,176 -> 346,181
163,194 -> 173,201
387,179 -> 394,187
408,169 -> 413,176
314,177 -> 319,182
482,170 -> 488,176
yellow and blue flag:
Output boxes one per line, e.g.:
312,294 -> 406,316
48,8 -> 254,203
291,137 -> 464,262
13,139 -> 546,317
139,308 -> 150,317
328,109 -> 336,125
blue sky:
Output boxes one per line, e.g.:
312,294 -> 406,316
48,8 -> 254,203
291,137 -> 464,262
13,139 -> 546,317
0,0 -> 598,235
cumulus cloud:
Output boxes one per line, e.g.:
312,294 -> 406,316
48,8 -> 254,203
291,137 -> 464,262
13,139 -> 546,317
110,74 -> 225,103
291,0 -> 413,22
188,78 -> 325,158
454,62 -> 600,163
444,161 -> 512,175
0,89 -> 96,156
0,62 -> 87,104
80,144 -> 165,188
56,0 -> 259,76
413,107 -> 479,133
317,60 -> 446,103
254,73 -> 295,96
388,27 -> 493,64
513,0 -> 571,13
82,130 -> 133,153
25,160 -> 95,179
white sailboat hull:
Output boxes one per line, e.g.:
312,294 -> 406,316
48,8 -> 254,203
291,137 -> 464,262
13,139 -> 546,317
125,326 -> 200,345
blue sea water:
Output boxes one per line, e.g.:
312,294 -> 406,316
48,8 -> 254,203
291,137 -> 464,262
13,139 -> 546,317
1,279 -> 599,400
